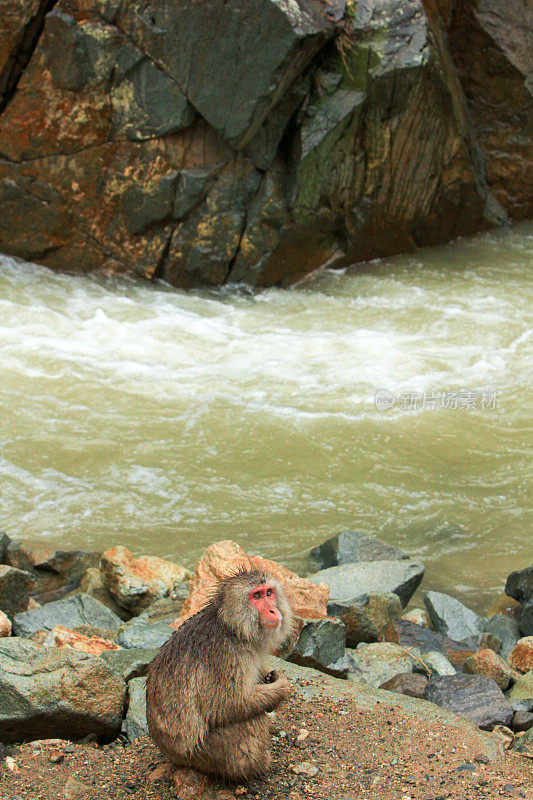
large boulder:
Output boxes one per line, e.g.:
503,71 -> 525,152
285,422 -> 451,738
308,531 -> 406,570
424,673 -> 513,730
424,591 -> 484,641
308,560 -> 424,609
13,593 -> 122,638
100,546 -> 190,614
175,540 -> 329,625
0,565 -> 35,620
328,591 -> 402,647
0,638 -> 126,743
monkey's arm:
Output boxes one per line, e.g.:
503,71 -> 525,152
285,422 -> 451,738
209,673 -> 291,729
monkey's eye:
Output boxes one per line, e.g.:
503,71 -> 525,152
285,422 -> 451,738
266,588 -> 272,596
252,591 -> 261,600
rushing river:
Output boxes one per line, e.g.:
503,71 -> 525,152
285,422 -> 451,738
0,223 -> 531,613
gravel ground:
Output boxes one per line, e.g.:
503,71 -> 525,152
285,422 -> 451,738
1,689 -> 532,800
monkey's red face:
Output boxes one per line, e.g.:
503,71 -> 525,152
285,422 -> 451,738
249,584 -> 281,629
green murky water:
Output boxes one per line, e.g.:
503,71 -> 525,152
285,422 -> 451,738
0,223 -> 531,612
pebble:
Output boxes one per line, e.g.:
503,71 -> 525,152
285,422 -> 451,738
48,749 -> 64,763
292,762 -> 319,777
297,729 -> 309,741
5,756 -> 20,774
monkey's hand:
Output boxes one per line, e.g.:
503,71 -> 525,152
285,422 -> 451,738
262,672 -> 291,710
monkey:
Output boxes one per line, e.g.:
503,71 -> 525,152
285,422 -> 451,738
146,568 -> 293,782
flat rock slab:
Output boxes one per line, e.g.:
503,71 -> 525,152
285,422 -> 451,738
0,638 -> 126,743
271,658 -> 504,762
424,591 -> 484,641
13,593 -> 122,637
309,530 -> 407,570
424,673 -> 513,731
309,560 -> 424,608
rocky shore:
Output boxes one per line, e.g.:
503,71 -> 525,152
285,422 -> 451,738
0,0 -> 530,287
0,530 -> 532,798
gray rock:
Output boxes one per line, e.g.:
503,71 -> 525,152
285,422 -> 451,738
309,560 -> 424,609
139,593 -> 188,623
13,593 -> 122,638
119,0 -> 333,147
0,638 -> 126,743
482,614 -> 520,660
282,617 -> 347,677
74,568 -> 129,621
100,648 -> 158,682
125,677 -> 148,741
518,600 -> 533,637
328,592 -> 402,647
115,617 -> 174,650
510,724 -> 533,754
505,566 -> 533,604
424,674 -> 513,730
0,565 -> 35,620
379,671 -> 428,699
412,650 -> 457,678
510,698 -> 533,713
424,591 -> 484,641
346,642 -> 417,687
309,530 -> 407,571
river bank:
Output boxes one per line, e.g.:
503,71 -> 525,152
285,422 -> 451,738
1,530 -> 532,799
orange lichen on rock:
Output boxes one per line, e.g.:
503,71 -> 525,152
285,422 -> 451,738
47,625 -> 121,655
173,540 -> 329,629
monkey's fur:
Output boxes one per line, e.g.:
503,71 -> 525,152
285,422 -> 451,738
146,569 -> 293,781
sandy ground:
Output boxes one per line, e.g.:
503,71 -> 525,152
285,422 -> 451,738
1,689 -> 532,800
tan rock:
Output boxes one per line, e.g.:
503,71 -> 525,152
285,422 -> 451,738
0,609 -> 12,637
463,648 -> 514,690
45,624 -> 121,655
487,593 -> 520,619
509,637 -> 533,673
402,607 -> 432,628
100,546 -> 191,614
174,540 -> 328,628
77,567 -> 127,619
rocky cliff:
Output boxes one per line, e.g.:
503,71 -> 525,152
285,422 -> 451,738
0,0 -> 530,287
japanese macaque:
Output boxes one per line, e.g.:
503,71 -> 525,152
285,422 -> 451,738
146,568 -> 293,781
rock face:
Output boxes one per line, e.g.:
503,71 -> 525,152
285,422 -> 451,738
309,560 -> 424,609
0,0 -> 527,287
309,531 -> 406,570
0,638 -> 126,743
13,593 -> 123,638
176,540 -> 329,625
100,546 -> 190,614
424,674 -> 513,730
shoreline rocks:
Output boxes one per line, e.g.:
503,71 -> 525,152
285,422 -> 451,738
0,531 -> 531,751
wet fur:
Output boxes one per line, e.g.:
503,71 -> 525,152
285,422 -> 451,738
146,569 -> 293,781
